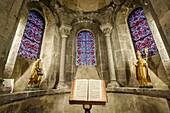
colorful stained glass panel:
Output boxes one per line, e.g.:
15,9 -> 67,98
18,10 -> 45,60
25,22 -> 43,43
76,31 -> 96,66
128,8 -> 158,57
28,11 -> 45,29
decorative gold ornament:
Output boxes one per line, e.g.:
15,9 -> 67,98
134,51 -> 153,88
27,59 -> 43,88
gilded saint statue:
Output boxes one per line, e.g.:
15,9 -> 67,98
27,59 -> 43,88
134,50 -> 153,88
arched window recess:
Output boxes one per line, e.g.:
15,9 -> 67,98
128,7 -> 158,58
18,10 -> 45,60
76,30 -> 96,66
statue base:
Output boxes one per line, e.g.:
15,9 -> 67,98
57,81 -> 69,90
107,80 -> 119,88
139,86 -> 153,88
25,86 -> 42,91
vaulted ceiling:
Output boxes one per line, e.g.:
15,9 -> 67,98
58,0 -> 112,12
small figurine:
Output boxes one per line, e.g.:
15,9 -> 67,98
27,59 -> 43,89
134,50 -> 153,88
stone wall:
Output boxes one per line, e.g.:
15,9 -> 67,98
65,21 -> 109,85
149,0 -> 170,86
2,1 -> 62,91
114,1 -> 170,88
0,89 -> 169,113
1,0 -> 170,91
114,5 -> 138,87
0,0 -> 24,76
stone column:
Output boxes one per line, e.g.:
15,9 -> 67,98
100,23 -> 119,88
57,25 -> 72,90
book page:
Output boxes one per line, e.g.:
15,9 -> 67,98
70,79 -> 88,101
88,80 -> 102,101
69,79 -> 107,105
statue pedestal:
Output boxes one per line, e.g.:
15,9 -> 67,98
139,86 -> 153,88
25,86 -> 42,91
107,80 -> 119,88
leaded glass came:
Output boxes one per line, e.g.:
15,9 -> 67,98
128,8 -> 158,57
76,31 -> 96,66
18,10 -> 45,60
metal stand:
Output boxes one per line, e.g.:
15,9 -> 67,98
83,104 -> 92,113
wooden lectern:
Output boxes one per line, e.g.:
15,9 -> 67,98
69,79 -> 107,113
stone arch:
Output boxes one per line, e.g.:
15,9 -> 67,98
76,30 -> 97,66
3,0 -> 61,91
114,4 -> 169,89
127,7 -> 159,57
64,21 -> 109,85
129,6 -> 169,88
17,10 -> 45,60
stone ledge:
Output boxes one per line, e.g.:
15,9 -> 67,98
107,87 -> 170,99
0,88 -> 169,106
0,89 -> 70,106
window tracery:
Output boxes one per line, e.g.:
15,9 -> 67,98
18,10 -> 45,60
76,31 -> 96,66
128,8 -> 158,57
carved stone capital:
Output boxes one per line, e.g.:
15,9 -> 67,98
100,23 -> 113,37
59,24 -> 72,38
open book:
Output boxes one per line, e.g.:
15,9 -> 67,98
69,79 -> 107,105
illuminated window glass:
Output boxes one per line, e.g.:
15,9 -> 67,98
18,10 -> 45,60
128,8 -> 158,57
76,31 -> 96,66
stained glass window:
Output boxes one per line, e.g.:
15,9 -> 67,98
18,10 -> 45,60
76,31 -> 96,66
128,7 -> 158,57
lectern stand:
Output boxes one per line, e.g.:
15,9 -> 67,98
83,104 -> 92,113
69,79 -> 107,113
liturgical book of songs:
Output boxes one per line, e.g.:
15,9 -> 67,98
69,79 -> 107,105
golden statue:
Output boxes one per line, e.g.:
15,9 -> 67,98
27,59 -> 43,88
134,50 -> 153,88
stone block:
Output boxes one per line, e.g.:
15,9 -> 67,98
159,48 -> 169,61
102,71 -> 109,84
116,69 -> 131,86
150,0 -> 168,19
0,90 -> 170,113
116,12 -> 126,24
118,33 -> 131,41
100,64 -> 109,72
160,10 -> 170,46
117,24 -> 128,34
9,0 -> 23,18
120,40 -> 132,50
145,11 -> 154,23
99,54 -> 108,64
115,50 -> 135,63
164,0 -> 170,8
135,95 -> 170,113
75,66 -> 100,79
